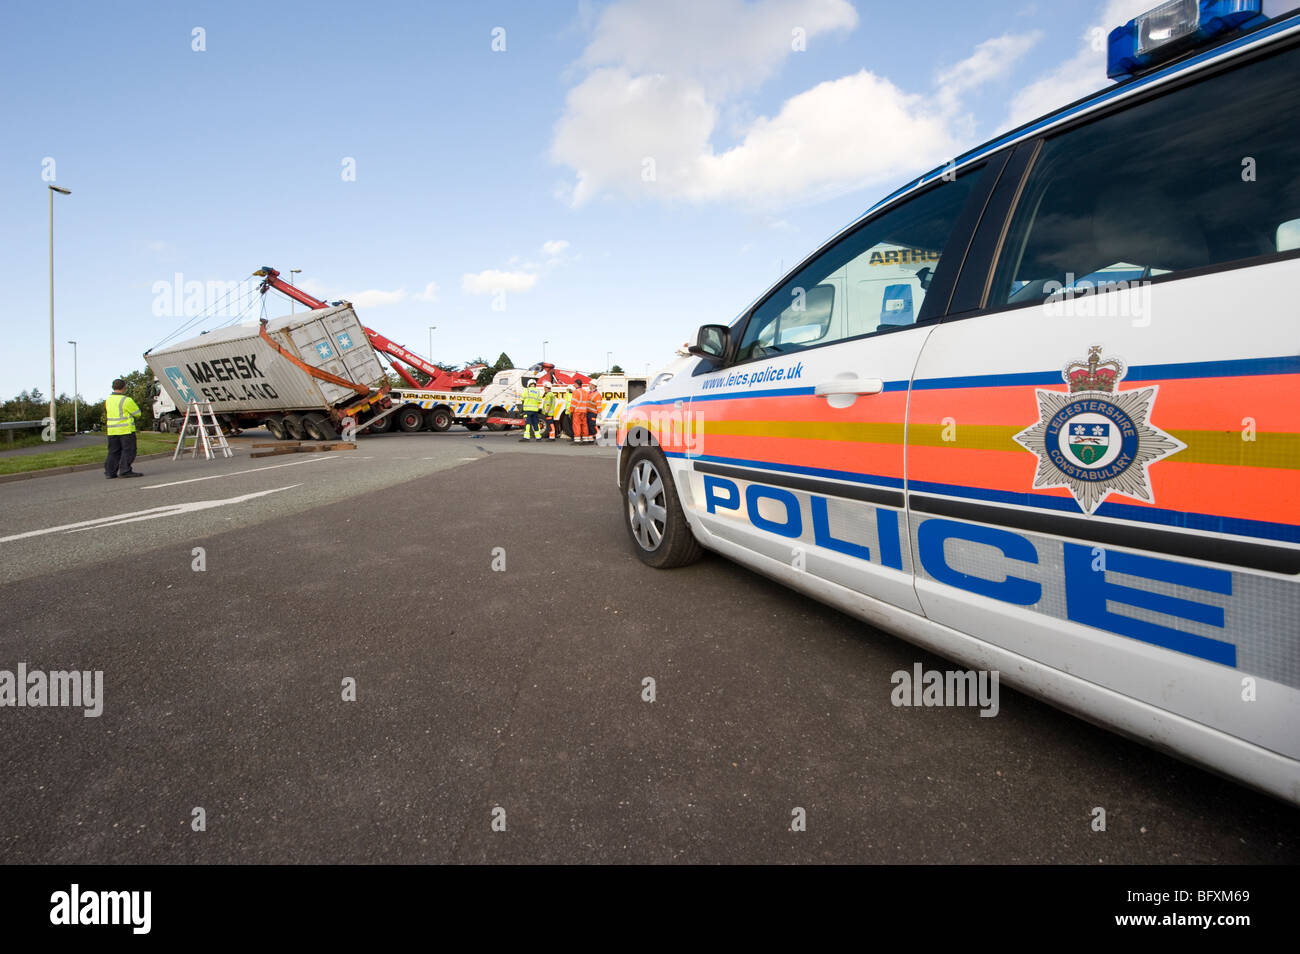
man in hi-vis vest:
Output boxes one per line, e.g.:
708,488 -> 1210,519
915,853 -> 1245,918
104,378 -> 143,479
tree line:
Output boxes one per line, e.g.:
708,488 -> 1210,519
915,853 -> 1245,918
1,366 -> 155,433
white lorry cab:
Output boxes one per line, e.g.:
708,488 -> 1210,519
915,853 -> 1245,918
592,373 -> 650,442
617,1 -> 1300,804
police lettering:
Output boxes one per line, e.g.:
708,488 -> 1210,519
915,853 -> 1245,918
700,473 -> 1232,664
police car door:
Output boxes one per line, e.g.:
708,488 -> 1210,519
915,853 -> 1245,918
685,167 -> 993,613
906,41 -> 1300,763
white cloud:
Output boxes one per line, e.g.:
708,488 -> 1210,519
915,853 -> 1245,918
935,32 -> 1042,110
690,71 -> 958,203
580,0 -> 858,97
541,239 -> 570,257
349,288 -> 407,308
552,0 -> 1040,207
461,270 -> 539,295
1005,0 -> 1150,129
300,279 -> 433,308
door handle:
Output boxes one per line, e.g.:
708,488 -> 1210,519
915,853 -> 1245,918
814,377 -> 884,397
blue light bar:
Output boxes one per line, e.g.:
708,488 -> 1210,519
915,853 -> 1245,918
1107,0 -> 1266,79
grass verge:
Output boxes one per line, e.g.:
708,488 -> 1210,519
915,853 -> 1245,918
0,432 -> 176,475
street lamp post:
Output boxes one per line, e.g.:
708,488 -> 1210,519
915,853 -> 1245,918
543,340 -> 548,363
67,340 -> 78,433
606,351 -> 612,373
429,325 -> 437,359
289,268 -> 302,315
48,185 -> 71,438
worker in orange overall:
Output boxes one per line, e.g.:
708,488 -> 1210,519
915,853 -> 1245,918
570,379 -> 592,445
587,385 -> 604,444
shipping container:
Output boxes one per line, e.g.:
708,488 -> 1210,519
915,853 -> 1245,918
146,305 -> 386,416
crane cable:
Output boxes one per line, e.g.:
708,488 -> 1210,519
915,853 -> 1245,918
148,277 -> 258,352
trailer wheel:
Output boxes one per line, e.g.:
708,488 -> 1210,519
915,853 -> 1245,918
486,406 -> 509,431
465,421 -> 484,431
283,413 -> 307,441
265,417 -> 288,441
397,406 -> 425,432
367,411 -> 394,434
426,407 -> 453,432
302,413 -> 337,441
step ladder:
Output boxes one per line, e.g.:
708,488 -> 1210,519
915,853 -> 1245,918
172,401 -> 233,460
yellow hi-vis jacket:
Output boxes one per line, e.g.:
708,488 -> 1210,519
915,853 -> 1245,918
521,386 -> 543,411
106,392 -> 141,436
542,390 -> 560,416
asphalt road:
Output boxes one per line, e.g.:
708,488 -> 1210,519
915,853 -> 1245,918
0,429 -> 1296,863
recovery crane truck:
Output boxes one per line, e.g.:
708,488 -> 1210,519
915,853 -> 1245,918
255,267 -> 518,434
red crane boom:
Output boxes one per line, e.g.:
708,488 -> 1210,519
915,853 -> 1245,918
254,266 -> 479,390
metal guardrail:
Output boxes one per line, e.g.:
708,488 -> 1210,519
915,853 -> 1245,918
1,419 -> 48,447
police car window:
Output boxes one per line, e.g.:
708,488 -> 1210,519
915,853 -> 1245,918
737,173 -> 978,362
991,42 -> 1300,305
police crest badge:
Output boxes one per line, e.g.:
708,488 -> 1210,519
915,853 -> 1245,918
1013,346 -> 1185,514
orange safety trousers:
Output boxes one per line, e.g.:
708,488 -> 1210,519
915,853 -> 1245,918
572,402 -> 591,441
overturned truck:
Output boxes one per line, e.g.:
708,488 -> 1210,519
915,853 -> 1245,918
145,304 -> 391,441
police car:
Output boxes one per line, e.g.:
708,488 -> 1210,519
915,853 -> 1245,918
617,0 -> 1300,804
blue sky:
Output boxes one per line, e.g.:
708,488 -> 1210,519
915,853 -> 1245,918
1,0 -> 1146,402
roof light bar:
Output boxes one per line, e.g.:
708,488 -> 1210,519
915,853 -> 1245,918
1107,0 -> 1265,79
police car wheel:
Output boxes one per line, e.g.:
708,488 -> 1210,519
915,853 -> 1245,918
622,447 -> 702,568
465,421 -> 483,431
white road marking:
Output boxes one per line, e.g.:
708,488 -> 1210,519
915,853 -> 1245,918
142,456 -> 333,489
0,485 -> 302,543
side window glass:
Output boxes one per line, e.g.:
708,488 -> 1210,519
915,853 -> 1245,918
991,43 -> 1300,305
736,171 -> 979,362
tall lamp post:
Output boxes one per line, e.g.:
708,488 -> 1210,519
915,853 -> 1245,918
289,268 -> 302,315
429,325 -> 437,359
606,351 -> 612,373
67,340 -> 78,433
48,185 -> 71,437
543,340 -> 549,363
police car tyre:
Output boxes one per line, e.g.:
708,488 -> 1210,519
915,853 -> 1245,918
622,446 -> 703,568
486,407 -> 508,431
465,421 -> 483,431
283,413 -> 307,441
397,406 -> 425,432
427,407 -> 453,432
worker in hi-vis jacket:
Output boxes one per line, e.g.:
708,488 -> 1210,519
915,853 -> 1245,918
570,381 -> 591,444
104,377 -> 144,478
519,380 -> 543,442
541,386 -> 561,441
